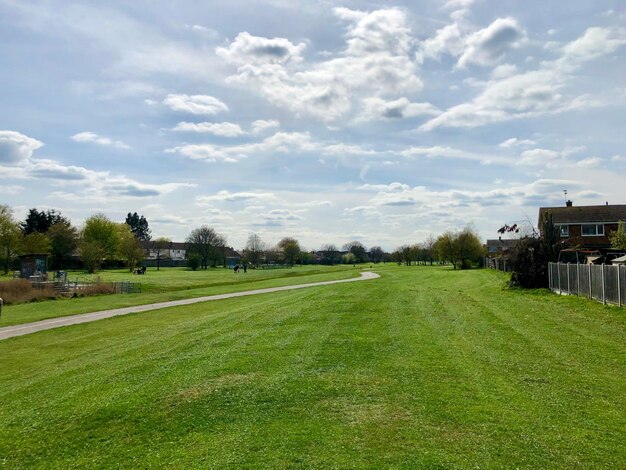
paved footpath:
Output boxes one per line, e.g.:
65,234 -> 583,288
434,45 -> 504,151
0,271 -> 380,341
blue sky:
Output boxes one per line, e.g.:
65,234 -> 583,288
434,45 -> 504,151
1,0 -> 625,251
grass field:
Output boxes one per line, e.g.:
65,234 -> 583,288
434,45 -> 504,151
0,265 -> 359,327
0,266 -> 624,468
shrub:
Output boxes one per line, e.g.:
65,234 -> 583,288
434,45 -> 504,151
80,283 -> 115,296
187,254 -> 201,271
0,279 -> 57,305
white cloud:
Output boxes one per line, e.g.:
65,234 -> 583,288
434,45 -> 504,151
357,97 -> 440,121
196,190 -> 276,204
216,32 -> 306,65
499,137 -> 537,148
491,63 -> 518,79
251,119 -> 280,134
172,121 -> 245,137
518,148 -> 560,166
457,17 -> 525,67
417,23 -> 465,62
167,131 -> 380,163
561,26 -> 626,64
0,131 -> 43,164
357,182 -> 410,192
162,94 -> 229,115
217,8 -> 423,121
575,157 -> 602,168
71,131 -> 130,150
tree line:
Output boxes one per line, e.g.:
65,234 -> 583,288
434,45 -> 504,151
1,203 -> 486,274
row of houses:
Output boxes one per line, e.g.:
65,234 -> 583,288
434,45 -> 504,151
487,201 -> 626,264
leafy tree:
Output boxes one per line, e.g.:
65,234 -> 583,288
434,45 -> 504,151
342,252 -> 357,264
343,241 -> 368,263
79,240 -> 105,274
48,222 -> 78,269
125,212 -> 151,241
434,231 -> 459,268
397,244 -> 413,265
244,233 -> 265,267
455,227 -> 484,269
508,214 -> 560,288
434,228 -> 483,269
278,237 -> 301,266
80,214 -> 120,272
0,205 -> 21,274
153,237 -> 171,271
186,226 -> 226,269
21,232 -> 52,255
21,208 -> 68,235
609,220 -> 626,250
118,224 -> 145,271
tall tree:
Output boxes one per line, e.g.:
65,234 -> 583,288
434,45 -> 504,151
186,226 -> 226,269
278,237 -> 301,266
153,237 -> 171,271
118,224 -> 145,271
434,231 -> 459,268
48,221 -> 78,269
369,246 -> 384,264
343,241 -> 368,263
0,205 -> 21,274
21,208 -> 68,235
80,214 -> 120,272
21,232 -> 51,255
125,212 -> 151,241
244,233 -> 265,267
455,227 -> 484,269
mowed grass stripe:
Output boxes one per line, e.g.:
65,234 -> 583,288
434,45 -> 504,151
0,266 -> 624,468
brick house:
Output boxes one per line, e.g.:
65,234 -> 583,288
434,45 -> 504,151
538,201 -> 626,250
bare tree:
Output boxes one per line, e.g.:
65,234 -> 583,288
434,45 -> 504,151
244,233 -> 265,267
153,237 -> 171,271
186,226 -> 226,269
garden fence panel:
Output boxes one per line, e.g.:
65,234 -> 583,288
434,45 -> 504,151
548,262 -> 625,307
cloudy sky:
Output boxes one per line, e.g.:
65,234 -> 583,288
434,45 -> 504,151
1,0 -> 625,251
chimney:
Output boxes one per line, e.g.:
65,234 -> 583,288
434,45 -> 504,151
566,200 -> 573,207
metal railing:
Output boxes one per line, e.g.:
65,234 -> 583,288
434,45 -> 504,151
548,262 -> 625,307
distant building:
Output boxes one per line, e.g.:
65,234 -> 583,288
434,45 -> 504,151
538,200 -> 626,250
485,238 -> 518,256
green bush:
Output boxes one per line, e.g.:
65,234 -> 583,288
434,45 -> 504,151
186,254 -> 201,271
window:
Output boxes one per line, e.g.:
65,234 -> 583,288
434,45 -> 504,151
581,224 -> 604,236
556,225 -> 569,237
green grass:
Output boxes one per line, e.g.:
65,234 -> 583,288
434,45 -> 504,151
0,265 -> 624,468
0,265 -> 360,327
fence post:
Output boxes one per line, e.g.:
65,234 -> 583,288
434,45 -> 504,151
557,263 -> 562,294
577,263 -> 580,296
601,264 -> 606,305
0,297 -> 3,320
618,265 -> 622,307
587,263 -> 593,299
548,263 -> 552,290
567,263 -> 571,295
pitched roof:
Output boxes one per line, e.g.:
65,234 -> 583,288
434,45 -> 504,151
538,204 -> 626,225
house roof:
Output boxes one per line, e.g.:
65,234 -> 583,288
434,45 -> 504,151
485,239 -> 517,248
538,204 -> 626,225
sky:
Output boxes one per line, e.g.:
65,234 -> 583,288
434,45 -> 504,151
1,0 -> 626,251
